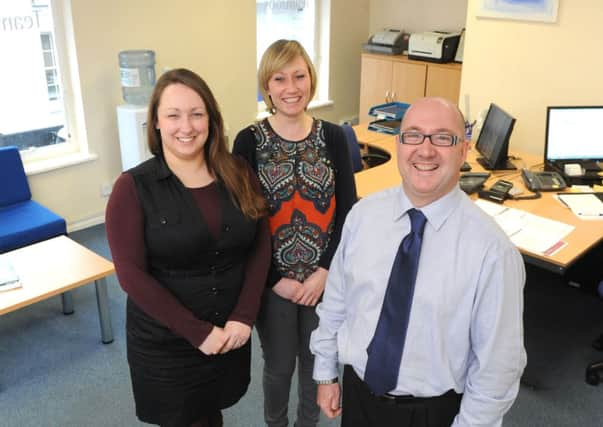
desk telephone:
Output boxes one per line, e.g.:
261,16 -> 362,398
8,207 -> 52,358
521,169 -> 567,192
478,179 -> 513,203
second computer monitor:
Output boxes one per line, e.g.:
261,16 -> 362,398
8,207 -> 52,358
545,106 -> 603,171
475,103 -> 516,170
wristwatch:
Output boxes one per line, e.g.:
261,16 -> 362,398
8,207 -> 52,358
315,377 -> 338,385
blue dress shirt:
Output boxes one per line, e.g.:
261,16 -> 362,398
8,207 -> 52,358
310,185 -> 527,426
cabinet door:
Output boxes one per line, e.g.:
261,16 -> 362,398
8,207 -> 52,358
391,61 -> 427,105
425,66 -> 461,104
359,56 -> 393,123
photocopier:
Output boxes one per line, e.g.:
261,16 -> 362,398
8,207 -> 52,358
363,28 -> 409,55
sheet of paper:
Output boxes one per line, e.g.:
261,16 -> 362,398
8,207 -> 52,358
475,199 -> 507,216
0,255 -> 21,291
475,199 -> 575,255
509,212 -> 575,254
557,193 -> 603,219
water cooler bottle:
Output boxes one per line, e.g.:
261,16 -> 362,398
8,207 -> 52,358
116,104 -> 151,171
116,50 -> 156,171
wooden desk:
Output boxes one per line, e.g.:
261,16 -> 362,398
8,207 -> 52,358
353,126 -> 603,273
0,235 -> 115,343
354,126 -> 401,197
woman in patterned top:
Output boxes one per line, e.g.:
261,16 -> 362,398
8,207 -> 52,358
233,40 -> 357,427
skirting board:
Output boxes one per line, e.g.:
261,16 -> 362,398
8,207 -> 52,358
67,214 -> 105,234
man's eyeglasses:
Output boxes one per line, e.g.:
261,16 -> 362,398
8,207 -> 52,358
399,132 -> 460,147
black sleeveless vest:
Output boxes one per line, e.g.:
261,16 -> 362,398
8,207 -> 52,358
127,156 -> 257,340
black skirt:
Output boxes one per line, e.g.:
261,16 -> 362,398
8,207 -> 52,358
126,299 -> 250,427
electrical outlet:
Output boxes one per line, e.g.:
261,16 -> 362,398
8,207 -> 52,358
101,183 -> 112,197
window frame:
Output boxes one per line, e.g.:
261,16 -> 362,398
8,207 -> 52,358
13,0 -> 93,173
40,32 -> 60,102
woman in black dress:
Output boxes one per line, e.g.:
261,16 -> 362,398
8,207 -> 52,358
106,68 -> 270,427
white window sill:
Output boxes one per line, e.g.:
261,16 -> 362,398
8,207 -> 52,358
24,152 -> 98,176
256,99 -> 334,120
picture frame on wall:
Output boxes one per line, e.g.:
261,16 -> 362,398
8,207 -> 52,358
476,0 -> 559,23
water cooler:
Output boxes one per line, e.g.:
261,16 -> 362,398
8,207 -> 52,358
116,50 -> 156,171
116,104 -> 151,171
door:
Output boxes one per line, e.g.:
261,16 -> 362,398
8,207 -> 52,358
359,56 -> 393,124
425,66 -> 461,104
391,61 -> 427,106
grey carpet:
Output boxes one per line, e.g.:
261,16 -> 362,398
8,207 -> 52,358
0,224 -> 601,426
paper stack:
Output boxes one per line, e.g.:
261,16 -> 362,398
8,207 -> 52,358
0,255 -> 21,292
557,193 -> 603,220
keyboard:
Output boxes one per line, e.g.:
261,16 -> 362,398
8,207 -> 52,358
521,169 -> 567,192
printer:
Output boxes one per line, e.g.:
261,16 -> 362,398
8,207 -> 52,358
408,31 -> 461,63
363,28 -> 409,55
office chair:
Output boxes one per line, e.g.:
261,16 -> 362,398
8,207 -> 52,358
0,146 -> 67,253
585,280 -> 603,386
341,124 -> 363,173
341,124 -> 391,172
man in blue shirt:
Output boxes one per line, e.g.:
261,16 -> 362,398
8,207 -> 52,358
310,97 -> 526,427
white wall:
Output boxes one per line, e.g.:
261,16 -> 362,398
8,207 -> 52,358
460,0 -> 603,156
369,0 -> 468,34
27,0 -> 369,230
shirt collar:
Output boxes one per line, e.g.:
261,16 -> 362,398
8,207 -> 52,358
394,185 -> 464,231
154,154 -> 173,180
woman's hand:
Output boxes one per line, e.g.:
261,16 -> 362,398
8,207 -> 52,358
198,326 -> 227,355
293,267 -> 328,306
272,277 -> 303,301
220,321 -> 252,353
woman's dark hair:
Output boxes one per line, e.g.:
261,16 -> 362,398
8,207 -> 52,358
147,68 -> 266,219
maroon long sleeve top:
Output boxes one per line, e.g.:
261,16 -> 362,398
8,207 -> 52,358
105,172 -> 271,348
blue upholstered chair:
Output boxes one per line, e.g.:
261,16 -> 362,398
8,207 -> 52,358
0,146 -> 66,253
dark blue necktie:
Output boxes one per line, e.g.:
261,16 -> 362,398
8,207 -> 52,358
364,208 -> 427,396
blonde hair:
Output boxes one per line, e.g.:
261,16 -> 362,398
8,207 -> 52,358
258,39 -> 317,113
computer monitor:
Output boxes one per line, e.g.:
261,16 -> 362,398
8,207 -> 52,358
475,103 -> 516,170
545,106 -> 603,171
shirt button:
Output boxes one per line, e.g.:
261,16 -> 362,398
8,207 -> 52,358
209,265 -> 216,272
214,250 -> 221,256
160,218 -> 167,225
211,287 -> 219,295
223,225 -> 231,232
214,311 -> 220,317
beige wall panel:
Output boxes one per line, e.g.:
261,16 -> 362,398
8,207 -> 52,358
369,0 -> 468,34
460,1 -> 603,156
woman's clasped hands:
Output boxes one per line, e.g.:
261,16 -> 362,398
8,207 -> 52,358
198,321 -> 252,355
272,267 -> 328,307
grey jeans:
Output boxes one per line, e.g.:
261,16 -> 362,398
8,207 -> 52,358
256,289 -> 320,427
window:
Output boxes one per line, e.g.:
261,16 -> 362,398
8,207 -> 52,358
0,0 -> 89,171
41,32 -> 60,101
256,0 -> 331,113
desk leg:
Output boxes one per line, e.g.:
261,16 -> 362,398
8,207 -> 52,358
61,291 -> 74,315
94,278 -> 113,344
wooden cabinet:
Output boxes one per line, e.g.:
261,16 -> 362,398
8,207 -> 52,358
359,53 -> 462,123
